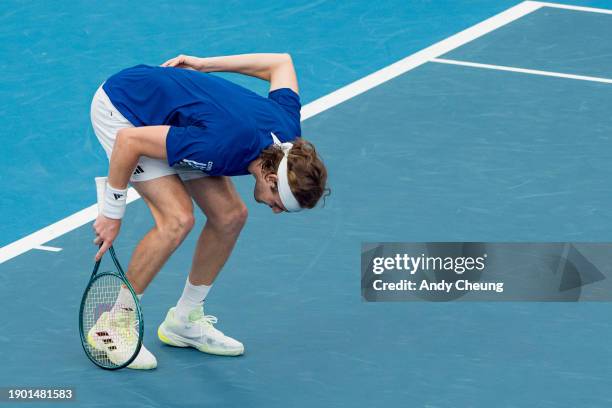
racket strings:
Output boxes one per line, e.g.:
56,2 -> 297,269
82,274 -> 140,368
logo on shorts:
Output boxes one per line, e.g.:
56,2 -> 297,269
133,165 -> 145,175
180,159 -> 213,172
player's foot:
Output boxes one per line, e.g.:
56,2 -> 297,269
157,307 -> 244,356
126,343 -> 157,370
87,311 -> 157,370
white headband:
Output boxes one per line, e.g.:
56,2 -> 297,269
271,133 -> 302,212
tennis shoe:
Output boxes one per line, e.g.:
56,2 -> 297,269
126,343 -> 157,370
88,310 -> 157,370
157,307 -> 244,356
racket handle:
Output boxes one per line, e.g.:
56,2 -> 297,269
95,177 -> 107,216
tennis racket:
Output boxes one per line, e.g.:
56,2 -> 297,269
78,177 -> 143,370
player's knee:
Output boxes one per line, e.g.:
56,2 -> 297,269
211,203 -> 248,234
159,210 -> 195,244
234,204 -> 248,229
177,211 -> 196,233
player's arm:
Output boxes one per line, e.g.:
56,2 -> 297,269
161,53 -> 299,94
107,126 -> 169,189
93,126 -> 169,260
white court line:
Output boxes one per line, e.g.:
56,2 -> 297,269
0,1 -> 544,265
0,190 -> 140,264
301,1 -> 542,120
431,58 -> 612,84
33,245 -> 63,252
535,1 -> 612,15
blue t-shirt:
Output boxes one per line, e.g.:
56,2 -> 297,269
102,64 -> 301,176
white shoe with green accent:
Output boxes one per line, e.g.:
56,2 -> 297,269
157,307 -> 244,356
125,343 -> 157,370
87,311 -> 157,370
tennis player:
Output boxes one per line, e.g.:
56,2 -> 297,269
89,53 -> 329,369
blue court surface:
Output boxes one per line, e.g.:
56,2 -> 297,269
2,1 -> 612,407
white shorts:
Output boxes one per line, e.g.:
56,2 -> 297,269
90,85 -> 206,183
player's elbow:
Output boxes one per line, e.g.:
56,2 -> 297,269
115,129 -> 140,157
280,53 -> 293,66
115,128 -> 133,149
269,53 -> 292,71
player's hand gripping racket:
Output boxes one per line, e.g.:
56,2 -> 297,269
78,177 -> 143,370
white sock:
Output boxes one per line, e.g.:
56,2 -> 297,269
175,278 -> 212,321
111,285 -> 138,314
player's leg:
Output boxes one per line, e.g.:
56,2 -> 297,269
89,174 -> 194,370
184,176 -> 247,285
106,170 -> 195,369
157,175 -> 247,356
127,174 -> 195,293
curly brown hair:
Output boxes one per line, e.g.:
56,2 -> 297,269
258,138 -> 330,209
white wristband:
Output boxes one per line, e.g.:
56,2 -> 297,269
103,184 -> 128,219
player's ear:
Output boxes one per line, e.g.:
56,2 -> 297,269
264,172 -> 278,185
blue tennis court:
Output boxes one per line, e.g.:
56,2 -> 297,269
2,1 -> 612,407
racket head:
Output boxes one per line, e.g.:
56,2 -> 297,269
79,272 -> 143,370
